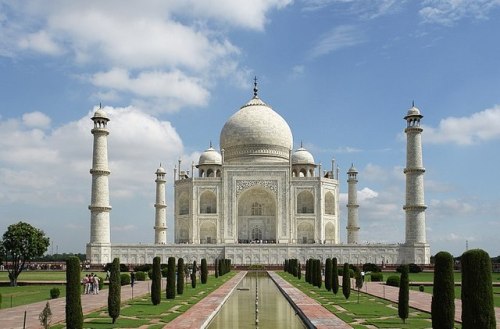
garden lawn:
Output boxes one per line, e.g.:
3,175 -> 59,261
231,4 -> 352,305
278,272 -> 462,329
410,284 -> 500,308
0,284 -> 66,308
0,270 -> 109,282
51,272 -> 236,329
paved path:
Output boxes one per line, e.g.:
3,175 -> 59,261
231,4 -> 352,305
0,281 -> 151,329
360,279 -> 500,324
269,271 -> 352,329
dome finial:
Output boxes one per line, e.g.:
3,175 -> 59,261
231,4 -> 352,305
300,140 -> 303,148
412,100 -> 415,107
209,140 -> 212,148
253,76 -> 258,98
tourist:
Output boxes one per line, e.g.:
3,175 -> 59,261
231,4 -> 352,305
130,271 -> 135,287
93,274 -> 100,294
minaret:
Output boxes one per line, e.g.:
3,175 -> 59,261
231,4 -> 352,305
86,106 -> 112,264
403,103 -> 429,263
154,164 -> 167,244
346,164 -> 360,244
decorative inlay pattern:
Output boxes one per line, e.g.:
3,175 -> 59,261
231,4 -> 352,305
236,180 -> 278,197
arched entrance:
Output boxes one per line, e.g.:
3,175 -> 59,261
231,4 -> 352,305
237,187 -> 276,243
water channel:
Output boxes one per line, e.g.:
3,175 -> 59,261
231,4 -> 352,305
208,272 -> 306,329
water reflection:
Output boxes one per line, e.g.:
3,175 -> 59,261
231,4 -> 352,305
208,272 -> 305,329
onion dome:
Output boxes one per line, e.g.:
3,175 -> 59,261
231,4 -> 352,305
155,164 -> 166,175
92,107 -> 109,121
220,96 -> 293,163
292,147 -> 315,165
347,163 -> 358,174
404,102 -> 423,120
198,146 -> 222,166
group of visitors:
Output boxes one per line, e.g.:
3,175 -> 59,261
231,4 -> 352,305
82,273 -> 100,294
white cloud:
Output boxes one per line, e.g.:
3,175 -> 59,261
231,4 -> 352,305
302,0 -> 402,19
0,106 -> 185,206
309,25 -> 366,59
419,0 -> 500,26
424,106 -> 500,145
17,30 -> 64,55
22,111 -> 51,129
90,69 -> 210,112
358,187 -> 378,202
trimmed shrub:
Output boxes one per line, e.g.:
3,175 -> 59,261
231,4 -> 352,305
355,269 -> 363,303
120,273 -> 130,286
461,249 -> 496,329
431,251 -> 455,329
397,263 -> 422,273
133,264 -> 152,273
161,267 -> 168,278
315,259 -> 322,289
166,257 -> 176,299
50,287 -> 60,299
108,258 -> 121,324
214,259 -> 218,278
332,258 -> 339,295
362,263 -> 381,273
398,265 -> 409,324
386,275 -> 400,287
297,261 -> 301,280
370,272 -> 384,282
177,258 -> 184,295
201,259 -> 208,284
342,263 -> 350,300
325,258 -> 332,291
419,285 -> 425,292
65,256 -> 83,328
135,271 -> 146,281
151,256 -> 161,305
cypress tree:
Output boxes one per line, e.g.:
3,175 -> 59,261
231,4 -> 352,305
398,264 -> 409,324
332,257 -> 339,295
285,259 -> 289,273
214,259 -> 218,278
305,259 -> 309,283
431,251 -> 455,329
325,258 -> 332,291
461,249 -> 496,329
342,262 -> 350,300
218,259 -> 223,276
297,261 -> 301,280
151,256 -> 161,305
108,257 -> 121,324
201,258 -> 208,283
316,259 -> 322,289
166,257 -> 176,299
177,258 -> 184,295
310,259 -> 316,286
191,260 -> 197,288
65,256 -> 83,329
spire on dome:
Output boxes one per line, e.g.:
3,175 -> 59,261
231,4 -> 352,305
209,140 -> 212,148
253,76 -> 258,98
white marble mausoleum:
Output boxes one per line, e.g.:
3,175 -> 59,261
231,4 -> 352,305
86,84 -> 431,266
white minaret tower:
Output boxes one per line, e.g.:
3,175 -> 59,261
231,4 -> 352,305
154,164 -> 167,244
403,103 -> 430,263
86,106 -> 112,264
346,164 -> 360,244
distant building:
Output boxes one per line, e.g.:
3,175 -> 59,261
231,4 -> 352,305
86,83 -> 430,265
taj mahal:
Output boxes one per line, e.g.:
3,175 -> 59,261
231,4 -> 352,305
86,82 -> 430,266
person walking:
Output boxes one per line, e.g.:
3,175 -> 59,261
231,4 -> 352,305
130,271 -> 136,287
93,274 -> 100,294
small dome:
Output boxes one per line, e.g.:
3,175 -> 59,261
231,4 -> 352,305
347,163 -> 358,173
220,96 -> 293,163
156,165 -> 166,174
198,147 -> 222,166
292,147 -> 315,165
92,108 -> 109,121
407,106 -> 421,116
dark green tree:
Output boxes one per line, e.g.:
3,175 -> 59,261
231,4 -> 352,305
315,259 -> 322,289
284,259 -> 289,273
342,262 -> 350,300
310,259 -> 316,286
461,249 -> 496,329
214,259 -> 218,278
332,258 -> 339,295
177,258 -> 184,295
65,256 -> 83,329
201,258 -> 208,283
0,221 -> 50,286
431,251 -> 455,329
297,261 -> 301,280
398,264 -> 409,324
151,256 -> 161,305
166,257 -> 176,299
305,259 -> 310,283
108,257 -> 121,324
325,258 -> 332,291
191,260 -> 197,288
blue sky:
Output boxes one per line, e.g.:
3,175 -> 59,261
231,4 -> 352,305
0,0 -> 499,258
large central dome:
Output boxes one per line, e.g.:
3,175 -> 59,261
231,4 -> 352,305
220,96 -> 293,163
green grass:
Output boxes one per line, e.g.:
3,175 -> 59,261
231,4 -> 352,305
411,284 -> 500,307
50,272 -> 236,329
279,271 -> 462,329
0,284 -> 67,308
0,270 -> 109,282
